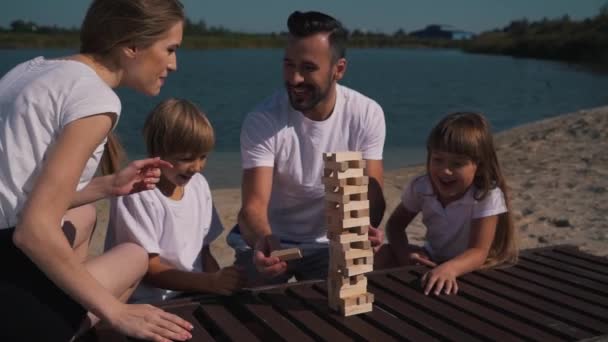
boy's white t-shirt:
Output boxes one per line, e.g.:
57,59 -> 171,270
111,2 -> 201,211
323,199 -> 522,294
401,175 -> 507,262
105,173 -> 224,303
0,57 -> 121,228
240,84 -> 386,244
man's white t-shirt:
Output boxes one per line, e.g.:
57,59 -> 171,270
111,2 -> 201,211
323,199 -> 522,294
401,175 -> 507,262
240,84 -> 386,244
105,173 -> 224,303
0,57 -> 121,228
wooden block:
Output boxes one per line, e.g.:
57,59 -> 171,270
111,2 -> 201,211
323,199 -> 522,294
350,193 -> 367,201
325,193 -> 350,204
270,248 -> 302,261
323,151 -> 363,162
324,161 -> 349,172
326,200 -> 369,213
322,177 -> 347,187
351,209 -> 369,218
347,176 -> 369,186
351,240 -> 372,250
343,248 -> 373,260
325,185 -> 367,196
343,302 -> 373,316
326,232 -> 368,243
326,217 -> 370,232
347,226 -> 369,235
347,160 -> 366,169
325,168 -> 365,180
342,264 -> 373,277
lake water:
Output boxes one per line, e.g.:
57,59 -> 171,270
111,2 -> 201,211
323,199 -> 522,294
1,48 -> 607,188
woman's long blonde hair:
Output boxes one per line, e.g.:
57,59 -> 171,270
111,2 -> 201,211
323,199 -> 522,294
85,0 -> 185,175
426,112 -> 518,268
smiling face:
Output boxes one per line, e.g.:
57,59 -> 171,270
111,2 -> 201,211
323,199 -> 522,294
158,153 -> 208,199
122,20 -> 183,96
283,32 -> 345,118
428,150 -> 478,206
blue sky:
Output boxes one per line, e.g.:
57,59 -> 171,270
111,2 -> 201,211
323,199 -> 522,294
0,0 -> 605,34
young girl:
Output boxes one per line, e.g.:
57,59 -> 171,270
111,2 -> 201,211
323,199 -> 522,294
106,98 -> 245,303
376,112 -> 518,296
0,1 -> 193,340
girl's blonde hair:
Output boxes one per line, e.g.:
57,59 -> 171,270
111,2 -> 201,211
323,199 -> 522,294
426,112 -> 518,268
143,98 -> 215,158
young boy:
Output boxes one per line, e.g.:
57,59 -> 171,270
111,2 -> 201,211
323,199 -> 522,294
105,98 -> 244,303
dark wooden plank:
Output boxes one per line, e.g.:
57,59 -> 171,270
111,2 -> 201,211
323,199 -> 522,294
368,274 -> 484,341
516,259 -> 608,298
552,246 -> 608,267
310,283 -> 439,342
534,249 -> 608,277
168,303 -> 216,341
462,272 -> 608,334
521,253 -> 608,285
240,295 -> 314,342
287,284 -> 398,341
403,269 -> 584,341
259,289 -> 352,341
197,302 -> 260,341
498,265 -> 608,308
378,272 -> 558,341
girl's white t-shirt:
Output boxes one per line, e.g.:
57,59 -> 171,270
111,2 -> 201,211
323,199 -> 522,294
0,57 -> 121,228
105,173 -> 224,303
401,175 -> 507,262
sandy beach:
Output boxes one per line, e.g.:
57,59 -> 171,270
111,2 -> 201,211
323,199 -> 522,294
90,106 -> 608,264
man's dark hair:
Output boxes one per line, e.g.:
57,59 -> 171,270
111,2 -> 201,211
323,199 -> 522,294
287,11 -> 348,61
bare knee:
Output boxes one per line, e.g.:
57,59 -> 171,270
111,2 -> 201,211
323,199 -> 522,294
112,242 -> 149,278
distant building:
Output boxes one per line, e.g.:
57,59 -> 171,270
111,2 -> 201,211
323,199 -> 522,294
410,25 -> 475,40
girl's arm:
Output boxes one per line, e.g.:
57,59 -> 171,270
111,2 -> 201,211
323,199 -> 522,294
421,214 -> 498,295
146,251 -> 244,295
13,114 -> 190,340
386,203 -> 427,265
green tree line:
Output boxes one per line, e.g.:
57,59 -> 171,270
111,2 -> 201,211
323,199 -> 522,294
463,5 -> 608,66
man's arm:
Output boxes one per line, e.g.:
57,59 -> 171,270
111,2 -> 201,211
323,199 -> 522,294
237,167 -> 274,247
366,159 -> 386,227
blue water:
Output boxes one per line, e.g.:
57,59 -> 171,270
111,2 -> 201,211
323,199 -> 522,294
2,48 -> 608,188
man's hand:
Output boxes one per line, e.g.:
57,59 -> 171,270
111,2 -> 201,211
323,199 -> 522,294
253,235 -> 287,278
368,226 -> 384,252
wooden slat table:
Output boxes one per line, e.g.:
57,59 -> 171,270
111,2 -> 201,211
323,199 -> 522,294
78,245 -> 608,341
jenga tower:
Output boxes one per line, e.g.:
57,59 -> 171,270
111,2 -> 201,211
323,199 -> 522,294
323,151 -> 374,316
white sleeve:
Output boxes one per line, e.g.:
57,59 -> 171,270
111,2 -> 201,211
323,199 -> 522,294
360,101 -> 386,160
472,187 -> 508,219
401,179 -> 422,213
240,111 -> 276,169
202,204 -> 224,246
60,75 -> 121,129
110,194 -> 162,254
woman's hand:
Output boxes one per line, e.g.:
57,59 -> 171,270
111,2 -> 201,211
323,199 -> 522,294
112,157 -> 172,196
108,303 -> 193,342
421,263 -> 459,296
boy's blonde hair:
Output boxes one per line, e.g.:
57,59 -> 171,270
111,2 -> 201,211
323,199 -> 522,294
426,112 -> 518,268
143,98 -> 214,158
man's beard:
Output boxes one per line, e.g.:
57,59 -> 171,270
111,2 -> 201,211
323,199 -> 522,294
286,79 -> 332,113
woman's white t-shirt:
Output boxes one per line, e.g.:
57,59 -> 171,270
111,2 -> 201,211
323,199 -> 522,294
0,57 -> 121,228
401,175 -> 507,262
105,173 -> 224,303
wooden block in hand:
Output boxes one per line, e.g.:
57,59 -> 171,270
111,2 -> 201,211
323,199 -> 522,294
270,248 -> 302,261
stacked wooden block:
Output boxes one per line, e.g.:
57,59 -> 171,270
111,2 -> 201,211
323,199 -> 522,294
323,151 -> 374,316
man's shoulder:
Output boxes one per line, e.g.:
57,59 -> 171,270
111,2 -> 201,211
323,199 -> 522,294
338,84 -> 381,108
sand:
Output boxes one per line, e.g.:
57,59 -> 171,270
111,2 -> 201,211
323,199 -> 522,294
90,106 -> 608,264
